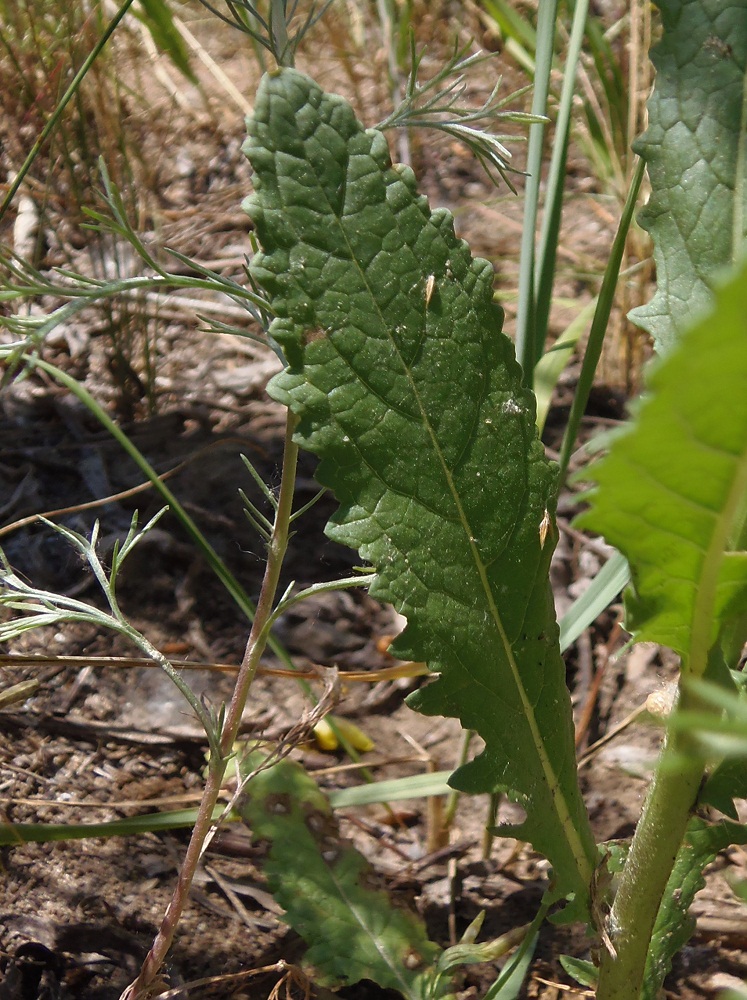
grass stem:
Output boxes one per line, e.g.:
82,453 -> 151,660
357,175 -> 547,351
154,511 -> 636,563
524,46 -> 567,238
0,0 -> 137,224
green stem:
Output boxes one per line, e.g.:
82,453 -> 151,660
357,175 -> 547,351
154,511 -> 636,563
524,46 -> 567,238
443,729 -> 473,832
220,412 -> 298,756
119,412 -> 300,1000
481,792 -> 501,861
532,0 -> 588,366
596,683 -> 706,1000
270,0 -> 291,66
515,0 -> 557,381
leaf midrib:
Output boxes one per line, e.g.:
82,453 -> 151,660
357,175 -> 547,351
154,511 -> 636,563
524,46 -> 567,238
326,854 -> 426,1000
689,429 -> 747,677
271,81 -> 594,889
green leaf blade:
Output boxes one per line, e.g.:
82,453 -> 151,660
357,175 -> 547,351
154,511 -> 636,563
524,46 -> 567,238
579,261 -> 747,668
244,68 -> 596,915
239,755 -> 440,999
135,0 -> 196,83
629,0 -> 747,351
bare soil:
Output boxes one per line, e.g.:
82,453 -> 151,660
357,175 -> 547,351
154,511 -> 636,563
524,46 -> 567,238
2,5 -> 746,1000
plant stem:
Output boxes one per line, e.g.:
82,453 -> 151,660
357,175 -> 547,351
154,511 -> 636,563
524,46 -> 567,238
515,0 -> 557,381
532,0 -> 588,366
270,0 -> 290,66
596,683 -> 706,1000
220,415 -> 299,757
119,412 -> 300,1000
22,354 -> 298,672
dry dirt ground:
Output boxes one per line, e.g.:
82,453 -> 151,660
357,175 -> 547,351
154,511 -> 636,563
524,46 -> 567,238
2,5 -> 747,1000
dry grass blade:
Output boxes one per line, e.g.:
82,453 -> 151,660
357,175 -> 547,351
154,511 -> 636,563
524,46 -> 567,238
0,653 -> 428,683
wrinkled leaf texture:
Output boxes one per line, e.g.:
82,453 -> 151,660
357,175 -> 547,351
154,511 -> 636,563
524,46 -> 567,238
243,68 -> 596,917
629,0 -> 747,351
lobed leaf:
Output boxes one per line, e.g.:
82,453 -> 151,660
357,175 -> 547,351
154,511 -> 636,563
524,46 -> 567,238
243,68 -> 596,917
629,0 -> 747,351
578,261 -> 747,671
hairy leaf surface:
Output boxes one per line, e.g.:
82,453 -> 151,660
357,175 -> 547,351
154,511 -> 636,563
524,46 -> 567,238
238,754 -> 441,998
243,68 -> 596,916
629,0 -> 747,351
579,262 -> 747,668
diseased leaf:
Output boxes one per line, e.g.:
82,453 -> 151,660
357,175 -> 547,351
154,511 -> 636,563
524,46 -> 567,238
643,818 -> 747,999
238,754 -> 441,999
629,0 -> 747,351
243,68 -> 596,917
579,261 -> 747,671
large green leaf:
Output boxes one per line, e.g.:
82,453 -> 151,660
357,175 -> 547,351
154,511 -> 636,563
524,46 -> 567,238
243,68 -> 596,917
629,0 -> 747,352
579,261 -> 747,670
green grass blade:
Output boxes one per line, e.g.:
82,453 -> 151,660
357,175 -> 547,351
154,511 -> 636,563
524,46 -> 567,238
0,807 -> 216,845
0,775 -> 455,846
0,0 -> 137,224
244,68 -> 596,918
532,0 -> 589,366
11,357 -> 299,676
484,899 -> 547,1000
329,771 -> 453,808
135,0 -> 196,82
533,298 -> 595,434
580,9 -> 628,173
558,550 -> 629,653
23,355 -> 259,626
24,358 -> 303,676
515,0 -> 558,379
557,156 -> 645,484
479,0 -> 537,54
